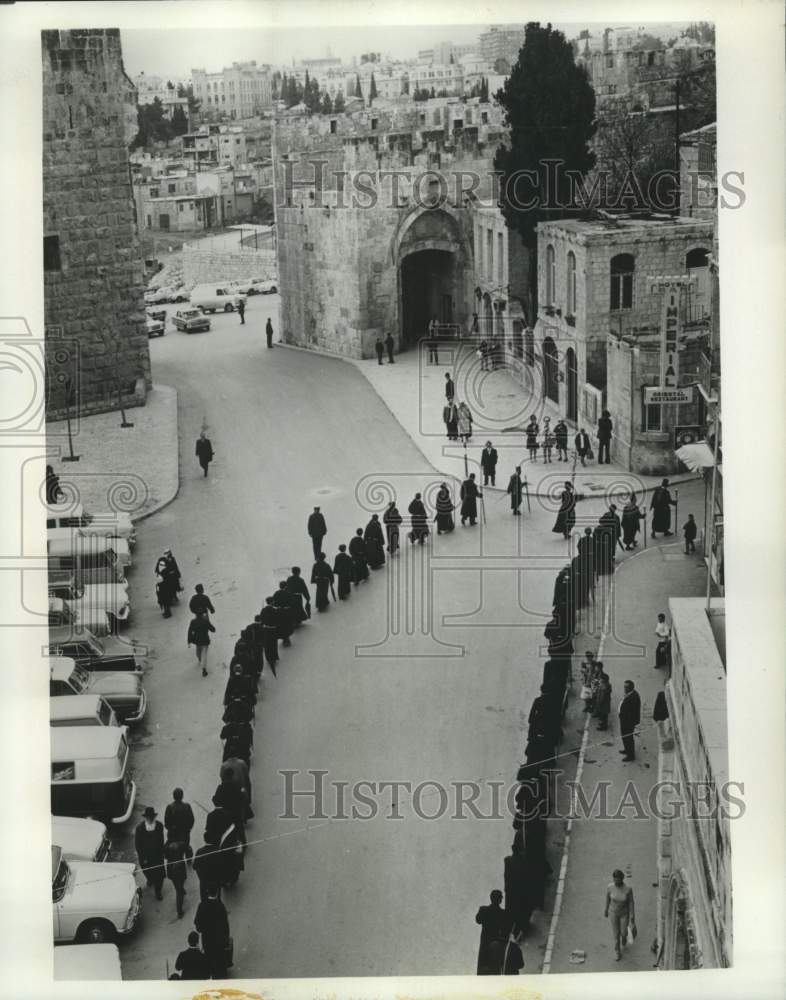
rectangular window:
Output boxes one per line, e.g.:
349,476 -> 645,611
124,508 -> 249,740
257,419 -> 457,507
330,119 -> 337,134
610,272 -> 634,310
497,232 -> 504,284
43,235 -> 61,272
168,183 -> 176,193
178,203 -> 184,211
481,111 -> 488,124
371,119 -> 378,130
642,390 -> 662,431
486,229 -> 493,280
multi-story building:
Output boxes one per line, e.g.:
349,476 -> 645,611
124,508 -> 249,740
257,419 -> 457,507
530,214 -> 715,474
478,24 -> 527,71
679,122 -> 717,220
418,41 -> 476,65
43,28 -> 151,419
655,597 -> 730,969
180,125 -> 221,167
408,61 -> 464,96
133,72 -> 189,119
191,61 -> 272,121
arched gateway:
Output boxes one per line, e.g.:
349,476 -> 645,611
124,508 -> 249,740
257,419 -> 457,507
394,207 -> 471,349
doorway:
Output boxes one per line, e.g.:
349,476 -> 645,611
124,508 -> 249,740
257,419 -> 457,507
400,249 -> 457,349
566,347 -> 578,422
543,336 -> 559,403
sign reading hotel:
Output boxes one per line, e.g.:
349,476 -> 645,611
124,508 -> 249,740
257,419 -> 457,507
648,274 -> 696,401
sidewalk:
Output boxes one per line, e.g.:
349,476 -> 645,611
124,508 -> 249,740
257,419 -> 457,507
46,384 -> 179,523
544,541 -> 712,974
349,343 -> 699,500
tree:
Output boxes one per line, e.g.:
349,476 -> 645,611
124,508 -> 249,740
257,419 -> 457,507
369,72 -> 378,103
493,22 -> 596,319
355,74 -> 363,100
171,104 -> 189,136
167,80 -> 175,91
481,76 -> 489,102
402,77 -> 410,95
132,97 -> 176,149
333,89 -> 345,113
177,83 -> 200,122
429,86 -> 436,98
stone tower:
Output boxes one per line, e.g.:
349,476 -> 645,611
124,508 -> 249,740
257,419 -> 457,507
42,29 -> 151,419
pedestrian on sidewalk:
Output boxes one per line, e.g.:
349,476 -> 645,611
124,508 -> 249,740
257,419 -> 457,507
427,317 -> 439,364
271,583 -> 299,639
458,401 -> 473,442
443,401 -> 459,440
375,337 -> 384,365
385,332 -> 395,363
444,372 -> 455,402
349,528 -> 369,584
164,788 -> 195,864
135,807 -> 166,900
192,843 -> 223,904
333,544 -> 354,599
189,583 -> 215,618
650,478 -> 677,537
574,427 -> 592,465
481,441 -> 498,485
164,839 -> 189,918
364,514 -> 386,568
195,431 -> 214,477
593,666 -> 612,730
285,566 -> 311,620
223,663 -> 256,712
265,317 -> 274,348
683,513 -> 697,553
654,612 -> 672,669
383,500 -> 402,555
554,419 -> 569,461
187,612 -> 215,677
307,506 -> 327,560
173,930 -> 210,980
259,597 -> 281,670
407,492 -> 429,545
552,482 -> 579,539
155,549 -> 180,618
604,869 -> 636,960
194,887 -> 232,979
621,493 -> 643,549
507,466 -> 524,515
577,527 -> 595,604
618,680 -> 641,761
525,415 -> 539,461
542,418 -> 554,463
653,689 -> 670,741
478,339 -> 489,371
475,890 -> 512,974
237,298 -> 246,324
597,409 -> 613,464
310,552 -> 334,612
503,841 -> 533,937
434,483 -> 455,534
460,473 -> 481,526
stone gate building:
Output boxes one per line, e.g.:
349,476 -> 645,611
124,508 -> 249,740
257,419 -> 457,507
272,98 -> 508,358
43,29 -> 151,419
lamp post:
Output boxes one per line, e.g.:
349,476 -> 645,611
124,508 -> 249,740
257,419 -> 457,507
61,373 -> 80,463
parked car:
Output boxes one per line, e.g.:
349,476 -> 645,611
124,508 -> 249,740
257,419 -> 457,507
48,537 -> 127,588
146,316 -> 165,338
46,500 -> 136,547
50,726 -> 136,825
231,276 -> 277,295
51,845 -> 141,943
172,308 -> 211,334
49,573 -> 131,629
145,306 -> 166,324
190,283 -> 246,313
49,596 -> 116,639
48,628 -> 145,674
51,694 -> 118,729
54,943 -> 122,980
49,657 -> 146,725
48,529 -> 132,572
144,286 -> 174,305
168,284 -> 189,303
52,814 -> 111,863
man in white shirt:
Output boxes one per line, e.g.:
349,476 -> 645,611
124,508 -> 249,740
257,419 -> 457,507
654,613 -> 671,668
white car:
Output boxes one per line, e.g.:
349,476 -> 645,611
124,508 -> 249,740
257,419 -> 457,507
49,575 -> 131,628
146,316 -> 165,338
49,596 -> 117,639
144,286 -> 174,305
47,528 -> 132,572
46,500 -> 136,547
231,276 -> 278,295
190,283 -> 247,313
54,943 -> 122,981
51,845 -> 141,943
52,815 -> 111,863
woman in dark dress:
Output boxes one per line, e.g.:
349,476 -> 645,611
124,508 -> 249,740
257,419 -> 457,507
332,544 -> 354,599
363,514 -> 386,568
434,483 -> 455,534
525,416 -> 539,461
407,493 -> 429,545
621,493 -> 642,550
310,552 -> 334,612
349,528 -> 369,583
552,482 -> 577,539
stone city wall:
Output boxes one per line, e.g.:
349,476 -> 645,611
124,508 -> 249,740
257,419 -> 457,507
43,29 -> 151,420
182,244 -> 277,288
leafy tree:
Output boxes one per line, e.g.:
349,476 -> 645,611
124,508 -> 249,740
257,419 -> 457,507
171,104 -> 189,136
481,76 -> 489,101
167,80 -> 175,90
333,89 -> 346,112
429,86 -> 436,98
132,97 -> 176,149
494,57 -> 511,75
346,76 -> 355,98
413,87 -> 430,102
369,72 -> 378,103
493,22 -> 596,319
321,91 -> 333,114
177,83 -> 200,121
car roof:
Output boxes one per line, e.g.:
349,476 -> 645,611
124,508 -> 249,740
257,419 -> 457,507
50,694 -> 104,719
50,656 -> 77,677
49,625 -> 98,646
50,726 -> 126,760
53,944 -> 122,981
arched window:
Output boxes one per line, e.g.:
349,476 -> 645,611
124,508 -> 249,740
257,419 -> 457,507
545,244 -> 555,306
610,253 -> 635,310
567,251 -> 577,314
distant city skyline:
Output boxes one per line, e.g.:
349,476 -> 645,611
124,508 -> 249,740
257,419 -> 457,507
120,21 -> 696,81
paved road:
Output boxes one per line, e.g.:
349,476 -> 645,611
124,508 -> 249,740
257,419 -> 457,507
115,298 -> 701,979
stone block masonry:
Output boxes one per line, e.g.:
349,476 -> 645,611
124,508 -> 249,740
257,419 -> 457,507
43,29 -> 151,421
182,243 -> 277,288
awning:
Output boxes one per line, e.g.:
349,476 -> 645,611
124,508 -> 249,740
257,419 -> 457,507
675,441 -> 716,471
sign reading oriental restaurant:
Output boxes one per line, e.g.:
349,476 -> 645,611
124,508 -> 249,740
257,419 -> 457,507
648,275 -> 696,394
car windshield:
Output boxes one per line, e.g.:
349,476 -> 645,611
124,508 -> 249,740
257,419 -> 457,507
52,859 -> 69,901
71,665 -> 90,692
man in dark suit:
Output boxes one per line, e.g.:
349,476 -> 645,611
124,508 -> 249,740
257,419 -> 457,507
164,788 -> 195,863
194,887 -> 231,979
174,931 -> 211,980
618,680 -> 642,761
444,372 -> 455,402
481,441 -> 498,486
475,890 -> 512,974
574,427 -> 592,465
307,506 -> 327,560
385,332 -> 395,363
